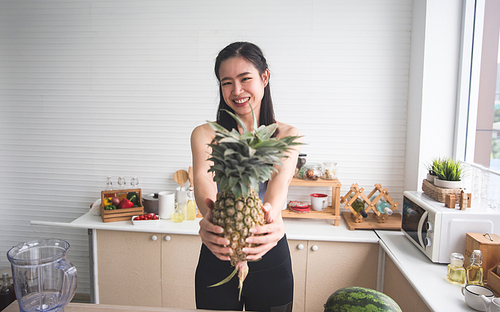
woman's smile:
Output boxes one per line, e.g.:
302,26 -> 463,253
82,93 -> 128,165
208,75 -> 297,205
233,97 -> 250,106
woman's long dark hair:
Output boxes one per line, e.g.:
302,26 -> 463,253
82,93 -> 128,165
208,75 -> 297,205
214,42 -> 277,134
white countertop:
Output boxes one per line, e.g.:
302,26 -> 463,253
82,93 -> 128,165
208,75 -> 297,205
31,213 -> 477,311
31,212 -> 380,243
376,230 -> 473,312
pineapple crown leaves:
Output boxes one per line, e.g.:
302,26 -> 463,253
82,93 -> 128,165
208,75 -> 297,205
207,108 -> 302,199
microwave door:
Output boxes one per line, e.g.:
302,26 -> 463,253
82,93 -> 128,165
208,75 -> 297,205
417,210 -> 429,249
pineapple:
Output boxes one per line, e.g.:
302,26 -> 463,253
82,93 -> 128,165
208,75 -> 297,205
207,107 -> 301,300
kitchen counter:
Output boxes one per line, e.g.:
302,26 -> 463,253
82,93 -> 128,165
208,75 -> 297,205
30,213 -> 478,311
377,230 -> 473,311
31,212 -> 380,243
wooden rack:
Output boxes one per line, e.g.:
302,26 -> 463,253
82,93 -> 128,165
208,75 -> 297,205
340,183 -> 401,231
282,177 -> 342,226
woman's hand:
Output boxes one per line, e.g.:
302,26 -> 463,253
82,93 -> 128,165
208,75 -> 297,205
243,202 -> 285,261
198,198 -> 232,261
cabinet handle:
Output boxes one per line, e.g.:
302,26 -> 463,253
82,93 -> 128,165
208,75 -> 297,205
297,244 -> 304,250
311,245 -> 318,251
164,235 -> 171,242
151,235 -> 158,241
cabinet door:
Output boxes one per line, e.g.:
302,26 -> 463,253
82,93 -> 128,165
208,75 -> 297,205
96,230 -> 162,307
383,256 -> 431,312
305,241 -> 379,312
288,239 -> 308,312
161,234 -> 201,309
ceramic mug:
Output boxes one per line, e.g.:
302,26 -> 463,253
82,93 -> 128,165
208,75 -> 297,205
481,296 -> 500,312
461,284 -> 494,311
158,191 -> 175,220
310,193 -> 328,211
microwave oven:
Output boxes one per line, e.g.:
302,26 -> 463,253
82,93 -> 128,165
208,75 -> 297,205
401,191 -> 500,263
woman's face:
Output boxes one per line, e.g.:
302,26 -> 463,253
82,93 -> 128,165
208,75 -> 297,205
218,56 -> 269,118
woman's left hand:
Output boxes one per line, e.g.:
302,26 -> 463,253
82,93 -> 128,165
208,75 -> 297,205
242,202 -> 285,260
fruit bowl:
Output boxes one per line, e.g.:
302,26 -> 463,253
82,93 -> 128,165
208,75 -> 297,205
132,213 -> 160,226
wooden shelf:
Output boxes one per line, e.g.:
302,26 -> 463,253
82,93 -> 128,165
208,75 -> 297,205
282,206 -> 340,220
285,177 -> 342,225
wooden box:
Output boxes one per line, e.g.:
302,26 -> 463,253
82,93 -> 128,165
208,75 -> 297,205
465,233 -> 500,282
488,267 -> 500,295
100,188 -> 144,223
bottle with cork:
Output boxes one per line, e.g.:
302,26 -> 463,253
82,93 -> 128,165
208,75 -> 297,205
466,249 -> 484,285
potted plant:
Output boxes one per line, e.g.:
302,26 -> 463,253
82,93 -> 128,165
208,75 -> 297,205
433,157 -> 465,189
425,157 -> 441,183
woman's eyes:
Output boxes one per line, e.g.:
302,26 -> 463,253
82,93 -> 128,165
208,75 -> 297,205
221,77 -> 252,86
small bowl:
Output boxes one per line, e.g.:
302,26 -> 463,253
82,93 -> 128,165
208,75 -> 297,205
132,214 -> 160,226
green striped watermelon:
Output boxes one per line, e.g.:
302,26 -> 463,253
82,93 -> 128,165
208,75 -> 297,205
324,287 -> 402,312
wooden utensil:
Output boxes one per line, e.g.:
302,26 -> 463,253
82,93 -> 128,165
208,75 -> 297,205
174,170 -> 188,188
188,166 -> 194,188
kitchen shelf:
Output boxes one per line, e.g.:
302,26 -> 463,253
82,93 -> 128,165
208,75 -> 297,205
283,177 -> 342,226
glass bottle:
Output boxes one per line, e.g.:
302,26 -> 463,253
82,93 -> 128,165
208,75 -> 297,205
447,252 -> 466,284
172,203 -> 185,223
117,176 -> 125,189
186,188 -> 196,220
105,176 -> 113,190
466,250 -> 484,285
0,273 -> 15,311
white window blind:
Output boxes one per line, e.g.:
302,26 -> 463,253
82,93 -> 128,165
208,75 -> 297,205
0,0 -> 412,297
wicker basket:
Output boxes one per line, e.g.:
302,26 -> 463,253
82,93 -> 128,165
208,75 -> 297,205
421,179 -> 463,203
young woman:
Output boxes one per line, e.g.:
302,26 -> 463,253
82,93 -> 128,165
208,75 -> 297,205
190,42 -> 302,312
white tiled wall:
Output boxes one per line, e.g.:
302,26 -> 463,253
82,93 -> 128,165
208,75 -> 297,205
0,0 -> 412,295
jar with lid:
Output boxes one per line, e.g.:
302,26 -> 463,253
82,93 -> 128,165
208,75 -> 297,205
446,252 -> 465,284
322,162 -> 337,180
304,163 -> 321,181
294,154 -> 307,178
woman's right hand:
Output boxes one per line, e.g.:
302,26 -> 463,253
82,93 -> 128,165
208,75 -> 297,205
198,198 -> 232,261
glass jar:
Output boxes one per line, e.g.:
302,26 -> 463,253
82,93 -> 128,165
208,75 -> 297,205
447,252 -> 465,285
304,163 -> 321,181
322,162 -> 337,180
294,154 -> 307,178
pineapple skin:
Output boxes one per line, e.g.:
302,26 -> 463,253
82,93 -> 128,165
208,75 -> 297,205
212,188 -> 265,266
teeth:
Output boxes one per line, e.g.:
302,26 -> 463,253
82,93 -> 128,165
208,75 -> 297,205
234,98 -> 249,104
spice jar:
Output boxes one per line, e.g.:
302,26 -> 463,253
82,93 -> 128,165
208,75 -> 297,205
322,162 -> 337,180
294,154 -> 307,178
304,163 -> 321,181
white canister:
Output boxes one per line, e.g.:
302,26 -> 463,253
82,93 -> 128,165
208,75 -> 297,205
158,191 -> 175,220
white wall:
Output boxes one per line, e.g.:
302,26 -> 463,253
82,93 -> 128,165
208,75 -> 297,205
404,0 -> 464,191
0,0 -> 467,297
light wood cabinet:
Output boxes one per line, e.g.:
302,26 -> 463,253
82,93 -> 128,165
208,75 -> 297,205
288,239 -> 379,312
383,256 -> 431,312
95,230 -> 201,309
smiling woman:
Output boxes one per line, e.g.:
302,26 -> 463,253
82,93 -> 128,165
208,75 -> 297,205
190,42 -> 302,312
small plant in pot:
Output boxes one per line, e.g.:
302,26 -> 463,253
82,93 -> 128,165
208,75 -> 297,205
433,157 -> 464,189
425,157 -> 441,183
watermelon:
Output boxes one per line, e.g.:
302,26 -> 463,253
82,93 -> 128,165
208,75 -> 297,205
324,287 -> 402,312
